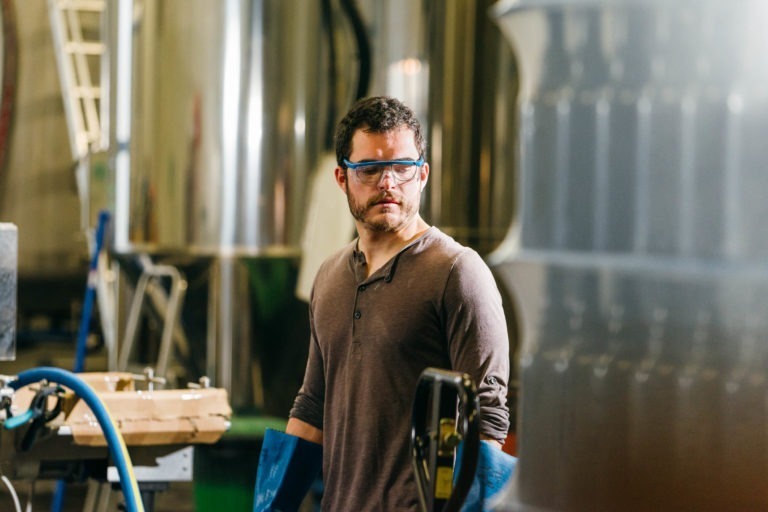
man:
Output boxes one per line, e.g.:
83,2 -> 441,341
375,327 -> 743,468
287,96 -> 510,510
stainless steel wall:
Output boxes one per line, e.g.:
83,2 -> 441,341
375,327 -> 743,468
492,1 -> 768,510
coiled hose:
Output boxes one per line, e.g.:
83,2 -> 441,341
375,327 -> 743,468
8,367 -> 144,512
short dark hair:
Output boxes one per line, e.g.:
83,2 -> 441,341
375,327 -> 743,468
334,96 -> 426,167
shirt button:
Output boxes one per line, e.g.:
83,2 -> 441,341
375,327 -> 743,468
354,310 -> 362,319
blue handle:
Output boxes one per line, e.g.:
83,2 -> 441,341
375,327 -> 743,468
3,408 -> 34,430
74,210 -> 110,373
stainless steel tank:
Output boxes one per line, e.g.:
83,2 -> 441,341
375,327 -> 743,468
422,0 -> 518,256
104,0 -> 517,257
359,0 -> 518,256
100,0 -> 333,411
108,0 -> 326,255
490,0 -> 768,510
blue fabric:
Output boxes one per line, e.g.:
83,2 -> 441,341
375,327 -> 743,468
454,441 -> 517,512
253,428 -> 323,512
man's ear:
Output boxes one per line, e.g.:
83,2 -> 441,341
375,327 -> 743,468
334,167 -> 347,192
419,163 -> 429,192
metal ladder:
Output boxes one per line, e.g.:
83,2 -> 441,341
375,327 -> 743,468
48,0 -> 106,161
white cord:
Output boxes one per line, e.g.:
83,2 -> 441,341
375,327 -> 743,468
25,480 -> 33,512
0,475 -> 22,512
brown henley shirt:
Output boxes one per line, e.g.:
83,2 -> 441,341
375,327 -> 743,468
290,226 -> 510,511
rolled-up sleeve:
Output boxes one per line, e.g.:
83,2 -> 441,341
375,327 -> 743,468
289,304 -> 325,431
443,250 -> 510,441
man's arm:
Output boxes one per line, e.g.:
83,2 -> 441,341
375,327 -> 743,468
444,250 -> 511,442
286,417 -> 323,445
288,300 -> 325,446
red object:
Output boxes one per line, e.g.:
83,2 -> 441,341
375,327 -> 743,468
502,432 -> 517,456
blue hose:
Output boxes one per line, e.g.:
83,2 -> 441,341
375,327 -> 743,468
51,481 -> 66,512
9,367 -> 144,512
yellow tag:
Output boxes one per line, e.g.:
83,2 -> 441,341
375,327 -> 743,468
435,466 -> 453,499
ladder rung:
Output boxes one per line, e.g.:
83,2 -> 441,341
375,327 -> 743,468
64,41 -> 104,55
49,0 -> 106,160
55,0 -> 105,12
73,86 -> 101,99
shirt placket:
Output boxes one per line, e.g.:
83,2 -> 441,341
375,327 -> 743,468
351,277 -> 377,360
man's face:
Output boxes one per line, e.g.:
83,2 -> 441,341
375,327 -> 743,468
337,127 -> 428,234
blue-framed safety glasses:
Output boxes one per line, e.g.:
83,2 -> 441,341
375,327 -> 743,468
343,157 -> 425,185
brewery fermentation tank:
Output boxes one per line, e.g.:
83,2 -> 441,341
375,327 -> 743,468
109,0 -> 325,254
103,0 -> 329,410
490,0 -> 768,510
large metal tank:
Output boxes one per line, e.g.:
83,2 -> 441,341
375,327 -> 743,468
108,0 -> 326,255
355,0 -> 517,256
491,0 -> 768,510
422,0 -> 518,256
99,0 -> 339,411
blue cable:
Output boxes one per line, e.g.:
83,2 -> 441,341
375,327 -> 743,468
9,367 -> 144,512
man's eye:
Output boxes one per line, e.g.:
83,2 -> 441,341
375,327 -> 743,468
360,167 -> 382,176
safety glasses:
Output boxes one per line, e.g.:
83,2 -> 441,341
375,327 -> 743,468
343,158 -> 425,185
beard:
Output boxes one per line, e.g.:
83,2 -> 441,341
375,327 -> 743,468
346,187 -> 420,233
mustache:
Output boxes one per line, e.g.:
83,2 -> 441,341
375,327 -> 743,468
368,193 -> 399,207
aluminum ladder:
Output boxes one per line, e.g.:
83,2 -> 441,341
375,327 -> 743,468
48,0 -> 106,161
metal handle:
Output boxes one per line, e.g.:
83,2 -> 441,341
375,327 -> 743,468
411,367 -> 481,512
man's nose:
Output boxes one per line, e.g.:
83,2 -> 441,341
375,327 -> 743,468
377,167 -> 397,188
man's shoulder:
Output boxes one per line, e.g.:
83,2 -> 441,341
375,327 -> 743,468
416,227 -> 481,265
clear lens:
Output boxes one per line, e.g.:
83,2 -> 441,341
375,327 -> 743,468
353,164 -> 418,185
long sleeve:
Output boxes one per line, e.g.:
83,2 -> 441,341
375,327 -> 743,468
289,301 -> 325,430
443,249 -> 511,440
